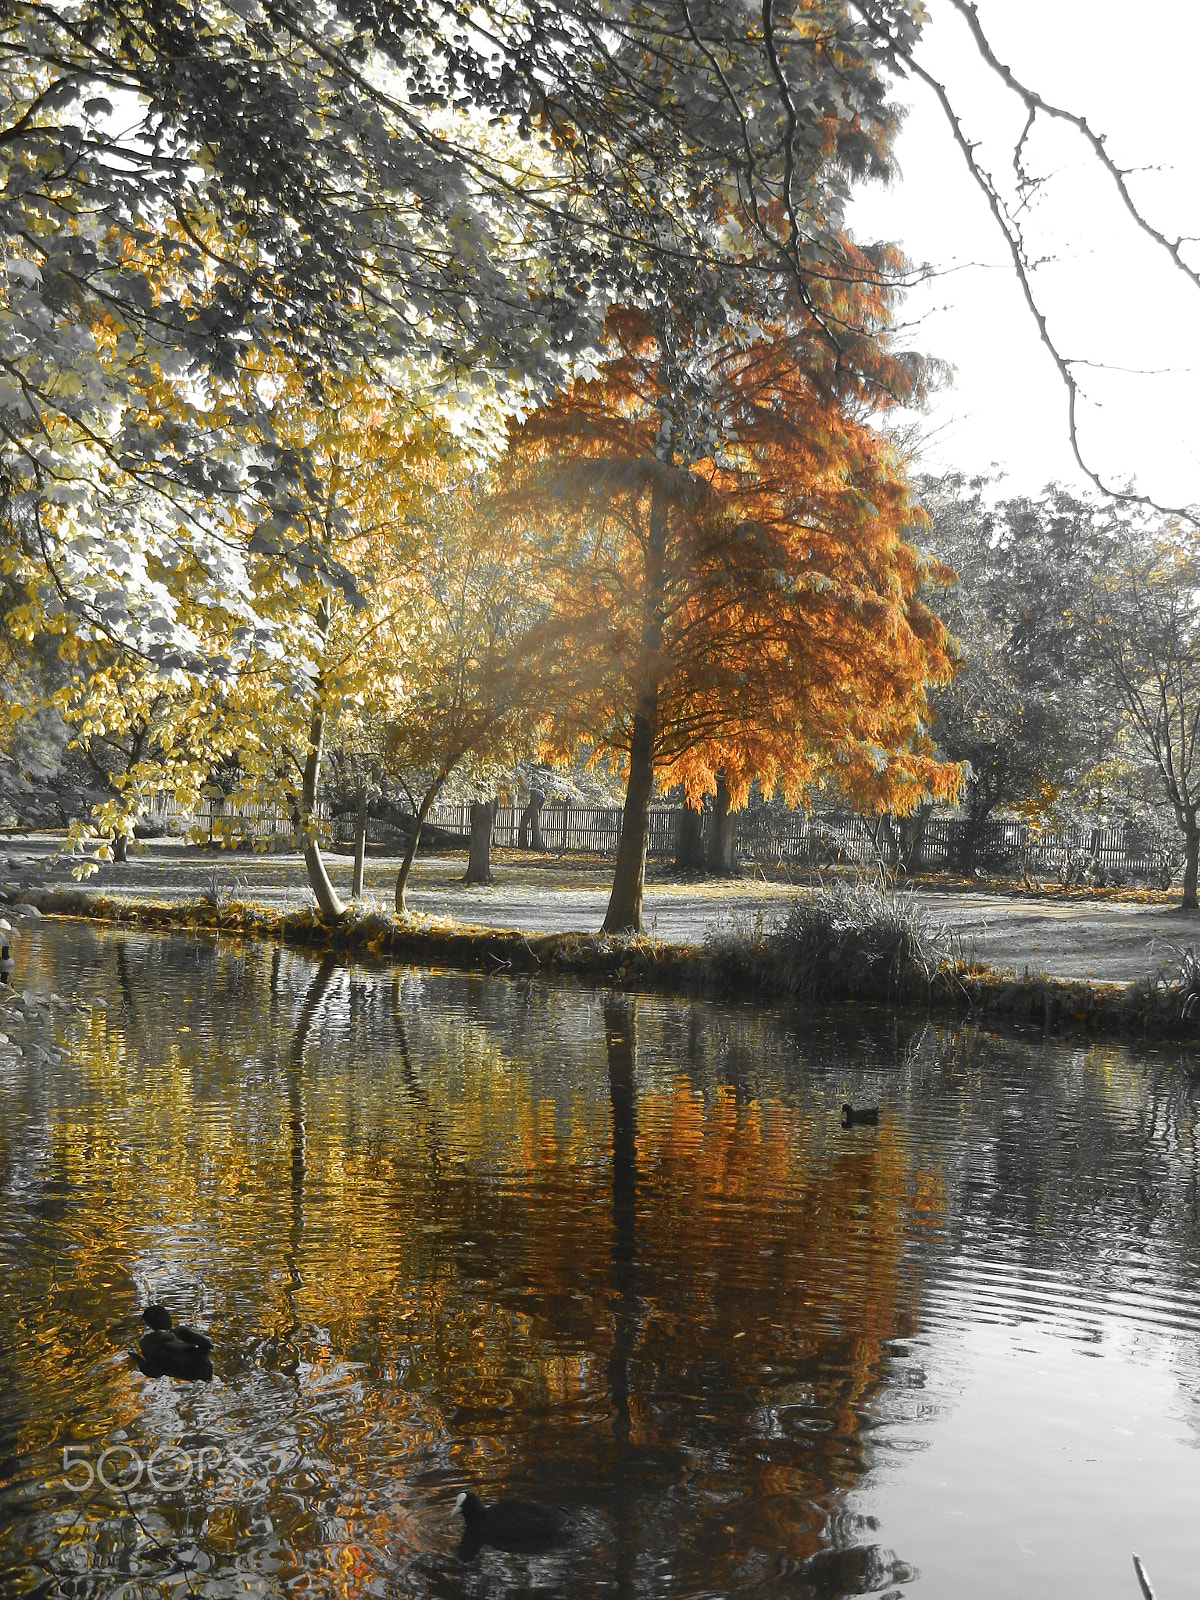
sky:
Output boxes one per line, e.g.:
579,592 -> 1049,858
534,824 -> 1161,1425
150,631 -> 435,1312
846,0 -> 1200,508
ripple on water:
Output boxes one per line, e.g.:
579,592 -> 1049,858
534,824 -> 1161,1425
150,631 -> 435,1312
3,922 -> 1200,1598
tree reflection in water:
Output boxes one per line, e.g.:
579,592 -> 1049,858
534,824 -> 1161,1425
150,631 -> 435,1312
1,922 -> 1200,1596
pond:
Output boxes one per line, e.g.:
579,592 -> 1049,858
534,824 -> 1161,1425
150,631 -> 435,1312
2,920 -> 1199,1599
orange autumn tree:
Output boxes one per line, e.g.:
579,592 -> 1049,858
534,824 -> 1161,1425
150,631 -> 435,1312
500,305 -> 962,933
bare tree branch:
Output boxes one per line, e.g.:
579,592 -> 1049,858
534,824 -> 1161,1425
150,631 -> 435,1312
850,0 -> 1200,523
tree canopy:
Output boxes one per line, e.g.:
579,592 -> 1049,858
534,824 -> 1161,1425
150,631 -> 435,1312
1,0 -> 936,743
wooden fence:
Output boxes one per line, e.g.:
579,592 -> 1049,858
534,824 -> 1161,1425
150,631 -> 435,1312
425,801 -> 680,856
145,793 -> 1176,883
712,810 -> 1170,881
422,803 -> 1172,882
145,794 -> 328,843
909,817 -> 1169,881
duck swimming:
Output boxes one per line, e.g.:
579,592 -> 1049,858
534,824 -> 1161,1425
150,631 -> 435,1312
454,1488 -> 566,1555
841,1103 -> 880,1128
136,1304 -> 213,1380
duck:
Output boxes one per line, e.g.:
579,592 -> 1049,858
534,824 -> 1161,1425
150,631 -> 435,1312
453,1487 -> 567,1554
135,1304 -> 213,1381
800,1541 -> 914,1595
841,1103 -> 880,1128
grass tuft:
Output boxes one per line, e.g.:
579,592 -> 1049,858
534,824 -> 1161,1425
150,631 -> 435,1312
195,868 -> 249,911
702,877 -> 953,1003
768,879 -> 951,1002
1140,942 -> 1200,1021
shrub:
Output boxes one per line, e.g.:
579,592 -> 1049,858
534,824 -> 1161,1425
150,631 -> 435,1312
767,878 -> 952,1002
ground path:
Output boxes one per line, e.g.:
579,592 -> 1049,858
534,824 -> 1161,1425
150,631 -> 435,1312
3,834 -> 1197,986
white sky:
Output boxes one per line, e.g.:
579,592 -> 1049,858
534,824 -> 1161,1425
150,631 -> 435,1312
846,0 -> 1200,507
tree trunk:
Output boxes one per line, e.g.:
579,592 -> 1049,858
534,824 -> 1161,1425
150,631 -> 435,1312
300,699 -> 345,922
464,801 -> 495,885
895,803 -> 933,875
518,789 -> 547,850
869,812 -> 899,869
1086,825 -> 1105,886
602,467 -> 668,936
707,772 -> 738,875
1183,817 -> 1199,910
351,786 -> 369,898
394,780 -> 445,914
958,808 -> 987,873
110,723 -> 146,865
674,800 -> 705,870
603,711 -> 656,933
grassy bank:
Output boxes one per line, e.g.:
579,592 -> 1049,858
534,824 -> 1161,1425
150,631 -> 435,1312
701,880 -> 1200,1039
15,882 -> 1200,1042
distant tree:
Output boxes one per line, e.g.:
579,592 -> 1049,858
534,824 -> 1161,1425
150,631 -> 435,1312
1080,528 -> 1200,909
386,482 -> 546,913
60,670 -> 176,862
918,478 -> 1113,864
324,740 -> 385,900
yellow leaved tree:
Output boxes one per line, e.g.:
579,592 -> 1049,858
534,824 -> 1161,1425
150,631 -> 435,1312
40,355 -> 484,918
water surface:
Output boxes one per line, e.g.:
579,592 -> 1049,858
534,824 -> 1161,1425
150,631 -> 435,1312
2,920 -> 1199,1598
